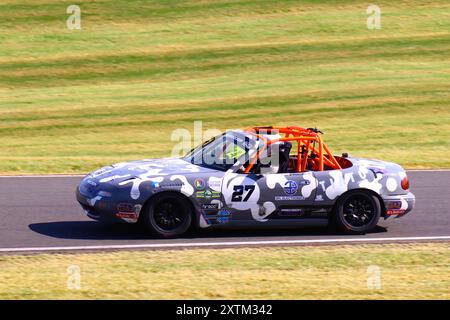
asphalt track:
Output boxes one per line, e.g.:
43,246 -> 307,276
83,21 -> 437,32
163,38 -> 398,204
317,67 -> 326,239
0,171 -> 448,253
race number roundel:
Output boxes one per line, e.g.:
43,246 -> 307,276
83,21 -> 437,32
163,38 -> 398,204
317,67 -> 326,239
224,175 -> 260,211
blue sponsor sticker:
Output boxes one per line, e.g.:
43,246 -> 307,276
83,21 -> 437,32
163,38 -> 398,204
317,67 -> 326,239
217,209 -> 231,217
151,181 -> 160,188
217,216 -> 230,224
283,180 -> 298,195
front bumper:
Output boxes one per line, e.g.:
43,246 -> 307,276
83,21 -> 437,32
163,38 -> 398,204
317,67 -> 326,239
382,191 -> 415,219
76,187 -> 142,223
76,188 -> 119,222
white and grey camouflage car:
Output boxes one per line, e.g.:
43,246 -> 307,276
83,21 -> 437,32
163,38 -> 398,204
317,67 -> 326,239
76,128 -> 415,237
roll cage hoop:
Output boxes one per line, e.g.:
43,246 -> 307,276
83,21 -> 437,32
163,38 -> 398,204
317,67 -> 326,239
243,126 -> 342,173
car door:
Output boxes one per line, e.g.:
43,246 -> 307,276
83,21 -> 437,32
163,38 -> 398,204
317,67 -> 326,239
222,171 -> 318,221
221,172 -> 261,222
256,171 -> 318,218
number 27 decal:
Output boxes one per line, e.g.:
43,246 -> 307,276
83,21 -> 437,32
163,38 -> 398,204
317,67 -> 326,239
231,185 -> 255,202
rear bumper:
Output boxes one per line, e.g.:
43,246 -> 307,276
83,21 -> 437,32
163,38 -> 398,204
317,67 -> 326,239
382,192 -> 415,219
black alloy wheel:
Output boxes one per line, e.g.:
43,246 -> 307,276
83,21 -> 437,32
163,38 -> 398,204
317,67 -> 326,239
333,190 -> 381,234
142,193 -> 193,238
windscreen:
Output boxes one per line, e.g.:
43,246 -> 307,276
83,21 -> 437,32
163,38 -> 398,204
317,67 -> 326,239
183,131 -> 258,171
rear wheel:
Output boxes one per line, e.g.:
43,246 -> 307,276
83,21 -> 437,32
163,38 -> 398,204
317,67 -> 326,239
333,190 -> 381,234
141,193 -> 193,238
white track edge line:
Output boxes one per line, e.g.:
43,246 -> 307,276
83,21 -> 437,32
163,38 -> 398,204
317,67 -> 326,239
1,236 -> 449,253
407,169 -> 450,172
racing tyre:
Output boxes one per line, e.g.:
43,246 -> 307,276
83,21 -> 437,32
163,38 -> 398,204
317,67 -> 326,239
333,190 -> 381,234
141,193 -> 193,238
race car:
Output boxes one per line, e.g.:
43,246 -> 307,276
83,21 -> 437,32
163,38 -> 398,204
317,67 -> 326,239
76,126 -> 415,237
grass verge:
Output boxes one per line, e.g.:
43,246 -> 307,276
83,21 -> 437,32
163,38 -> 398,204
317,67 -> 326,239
0,1 -> 449,173
0,243 -> 448,299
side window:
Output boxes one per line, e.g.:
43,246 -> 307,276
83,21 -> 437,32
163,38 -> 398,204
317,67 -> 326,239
255,156 -> 279,174
240,141 -> 301,174
244,145 -> 281,174
238,156 -> 276,174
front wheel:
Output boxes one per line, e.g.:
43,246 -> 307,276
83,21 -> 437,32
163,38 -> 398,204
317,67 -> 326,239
141,193 -> 193,238
333,190 -> 381,234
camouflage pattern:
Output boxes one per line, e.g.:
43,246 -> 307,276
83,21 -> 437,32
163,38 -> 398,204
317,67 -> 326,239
76,133 -> 415,228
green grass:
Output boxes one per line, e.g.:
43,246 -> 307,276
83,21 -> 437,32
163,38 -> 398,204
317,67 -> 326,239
0,243 -> 448,299
0,0 -> 449,174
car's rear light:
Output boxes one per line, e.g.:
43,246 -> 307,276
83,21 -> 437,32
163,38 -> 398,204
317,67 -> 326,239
401,176 -> 410,190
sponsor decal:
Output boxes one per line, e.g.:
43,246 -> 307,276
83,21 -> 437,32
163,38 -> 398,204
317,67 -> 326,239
116,212 -> 138,219
217,209 -> 231,217
156,182 -> 183,189
225,145 -> 245,159
216,216 -> 230,224
283,180 -> 298,195
298,180 -> 311,185
195,178 -> 206,190
201,208 -> 231,224
315,194 -> 324,201
275,195 -> 305,201
116,204 -> 142,222
199,209 -> 211,225
117,203 -> 135,213
151,181 -> 160,188
208,180 -> 221,189
196,190 -> 221,199
279,208 -> 304,217
387,200 -> 402,210
201,203 -> 220,210
386,209 -> 406,216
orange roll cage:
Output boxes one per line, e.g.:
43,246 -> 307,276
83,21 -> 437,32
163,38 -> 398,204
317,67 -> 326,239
243,126 -> 342,174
